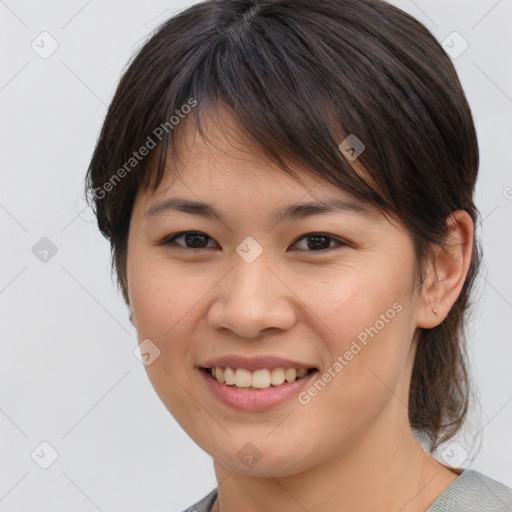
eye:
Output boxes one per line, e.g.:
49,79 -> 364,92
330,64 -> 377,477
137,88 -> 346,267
160,231 -> 346,252
162,231 -> 218,249
290,233 -> 346,252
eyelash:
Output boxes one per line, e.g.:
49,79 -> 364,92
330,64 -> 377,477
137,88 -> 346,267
160,231 -> 347,252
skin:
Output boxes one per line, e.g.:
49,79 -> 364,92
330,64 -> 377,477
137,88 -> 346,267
126,107 -> 474,512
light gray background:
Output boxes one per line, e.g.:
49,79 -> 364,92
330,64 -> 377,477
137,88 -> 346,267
0,1 -> 511,510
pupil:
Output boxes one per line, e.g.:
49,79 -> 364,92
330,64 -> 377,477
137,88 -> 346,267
186,233 -> 207,248
308,235 -> 329,250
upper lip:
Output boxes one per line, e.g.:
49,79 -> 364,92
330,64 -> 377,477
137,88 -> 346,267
199,355 -> 318,372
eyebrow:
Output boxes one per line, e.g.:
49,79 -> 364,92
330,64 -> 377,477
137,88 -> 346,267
144,197 -> 370,223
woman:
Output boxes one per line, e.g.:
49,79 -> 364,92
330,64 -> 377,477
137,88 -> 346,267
85,0 -> 512,510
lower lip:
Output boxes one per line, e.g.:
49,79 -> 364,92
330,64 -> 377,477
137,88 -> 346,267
198,368 -> 319,411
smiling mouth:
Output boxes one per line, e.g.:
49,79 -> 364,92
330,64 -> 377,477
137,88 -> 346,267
202,366 -> 318,390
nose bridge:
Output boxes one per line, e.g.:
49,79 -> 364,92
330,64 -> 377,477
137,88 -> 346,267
208,240 -> 296,338
231,247 -> 272,301
230,235 -> 274,301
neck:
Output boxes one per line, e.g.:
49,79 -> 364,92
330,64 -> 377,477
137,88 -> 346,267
212,416 -> 458,512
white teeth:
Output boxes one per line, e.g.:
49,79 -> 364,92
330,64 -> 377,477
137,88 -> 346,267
270,368 -> 285,385
252,369 -> 271,388
285,368 -> 296,382
224,367 -> 235,385
234,369 -> 252,388
209,366 -> 312,389
214,367 -> 224,383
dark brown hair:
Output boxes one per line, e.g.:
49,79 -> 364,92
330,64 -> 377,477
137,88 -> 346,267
85,0 -> 481,452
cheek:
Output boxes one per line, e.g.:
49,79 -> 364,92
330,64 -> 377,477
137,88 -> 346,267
290,258 -> 412,343
293,259 -> 416,417
129,257 -> 211,346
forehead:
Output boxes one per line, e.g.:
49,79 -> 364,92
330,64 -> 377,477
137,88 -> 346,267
141,105 -> 367,208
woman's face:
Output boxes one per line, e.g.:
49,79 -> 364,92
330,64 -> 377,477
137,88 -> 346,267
126,112 -> 425,477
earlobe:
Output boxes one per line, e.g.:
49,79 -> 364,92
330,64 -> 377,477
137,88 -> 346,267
416,210 -> 474,329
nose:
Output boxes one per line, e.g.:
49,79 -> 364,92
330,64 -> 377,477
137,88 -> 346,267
207,253 -> 297,339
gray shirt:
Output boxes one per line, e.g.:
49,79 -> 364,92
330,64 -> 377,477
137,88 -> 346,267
180,469 -> 512,512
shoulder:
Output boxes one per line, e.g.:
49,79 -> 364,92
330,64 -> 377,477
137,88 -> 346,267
426,469 -> 512,512
179,488 -> 218,512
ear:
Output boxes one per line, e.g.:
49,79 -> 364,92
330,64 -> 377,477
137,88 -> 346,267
416,210 -> 474,328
